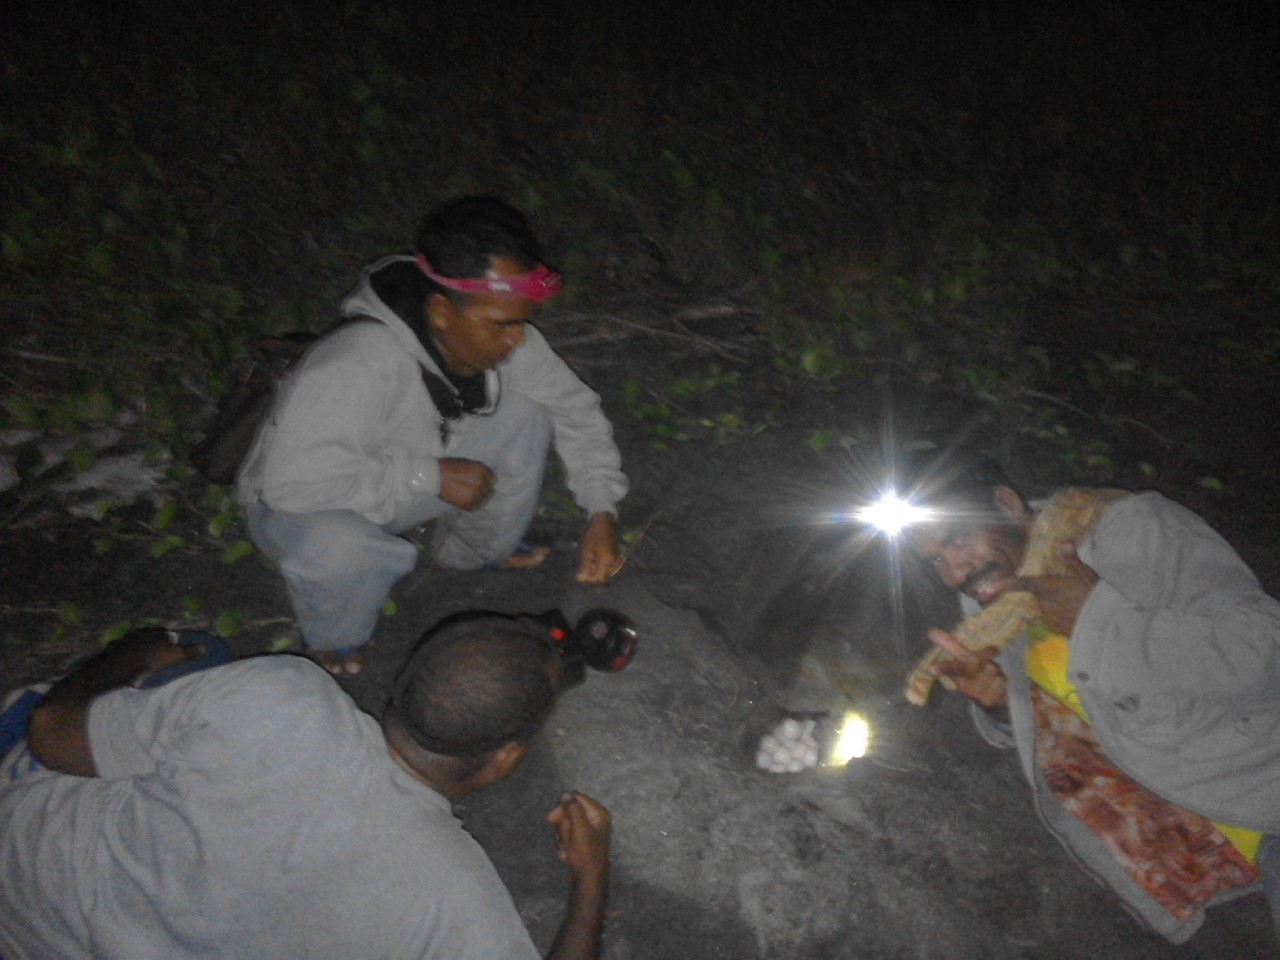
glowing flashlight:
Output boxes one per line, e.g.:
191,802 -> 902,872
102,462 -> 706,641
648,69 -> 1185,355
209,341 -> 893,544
854,492 -> 933,537
829,711 -> 871,766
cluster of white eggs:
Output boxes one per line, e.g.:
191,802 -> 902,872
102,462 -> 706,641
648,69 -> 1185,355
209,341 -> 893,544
755,717 -> 820,773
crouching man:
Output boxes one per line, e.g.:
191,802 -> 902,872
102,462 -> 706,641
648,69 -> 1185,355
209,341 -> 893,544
0,622 -> 610,960
237,196 -> 628,675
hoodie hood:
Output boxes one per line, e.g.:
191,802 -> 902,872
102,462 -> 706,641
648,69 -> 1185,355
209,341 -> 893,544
339,255 -> 500,416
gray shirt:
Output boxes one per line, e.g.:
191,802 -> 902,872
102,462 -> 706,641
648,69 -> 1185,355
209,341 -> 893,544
0,657 -> 541,960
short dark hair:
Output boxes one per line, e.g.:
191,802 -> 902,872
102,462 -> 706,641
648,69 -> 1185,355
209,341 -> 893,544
414,196 -> 544,286
386,613 -> 558,758
898,445 -> 1024,520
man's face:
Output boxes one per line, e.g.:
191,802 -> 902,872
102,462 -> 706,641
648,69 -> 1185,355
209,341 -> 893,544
427,256 -> 534,377
909,488 -> 1031,606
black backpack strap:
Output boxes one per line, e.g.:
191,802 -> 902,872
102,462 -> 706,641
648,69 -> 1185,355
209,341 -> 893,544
349,314 -> 464,444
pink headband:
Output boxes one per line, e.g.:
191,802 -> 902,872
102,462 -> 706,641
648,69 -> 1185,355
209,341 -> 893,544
416,253 -> 563,303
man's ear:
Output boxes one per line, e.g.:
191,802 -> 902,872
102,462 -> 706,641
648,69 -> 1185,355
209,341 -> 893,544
425,292 -> 454,333
481,740 -> 529,786
993,485 -> 1031,525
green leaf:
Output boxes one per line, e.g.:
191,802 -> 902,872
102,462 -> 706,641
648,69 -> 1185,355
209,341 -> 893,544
100,621 -> 135,646
806,429 -> 835,452
82,501 -> 112,521
1,232 -> 23,265
67,440 -> 96,473
1198,476 -> 1224,491
800,346 -> 837,379
2,394 -> 41,426
213,609 -> 245,636
622,378 -> 643,409
152,500 -> 179,531
382,599 -> 398,617
270,634 -> 298,652
78,390 -> 116,423
658,149 -> 696,192
150,534 -> 187,558
56,601 -> 84,626
222,540 -> 255,564
208,509 -> 235,538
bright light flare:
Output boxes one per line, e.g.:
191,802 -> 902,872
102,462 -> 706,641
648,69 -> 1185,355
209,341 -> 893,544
829,711 -> 871,766
854,493 -> 933,537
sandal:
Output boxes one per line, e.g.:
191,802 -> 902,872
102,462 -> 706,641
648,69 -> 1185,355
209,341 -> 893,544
483,541 -> 551,571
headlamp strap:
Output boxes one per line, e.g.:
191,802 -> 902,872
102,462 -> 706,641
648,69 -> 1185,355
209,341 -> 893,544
416,253 -> 563,303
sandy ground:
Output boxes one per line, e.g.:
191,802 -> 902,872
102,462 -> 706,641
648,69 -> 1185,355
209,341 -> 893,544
2,311 -> 1278,959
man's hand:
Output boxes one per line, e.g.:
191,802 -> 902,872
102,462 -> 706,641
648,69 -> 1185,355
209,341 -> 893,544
437,458 -> 495,511
548,791 -> 612,881
546,792 -> 611,960
1017,540 -> 1098,637
928,628 -> 1008,709
576,512 -> 620,585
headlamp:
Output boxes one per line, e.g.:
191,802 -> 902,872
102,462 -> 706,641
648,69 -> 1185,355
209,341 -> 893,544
416,253 -> 563,303
529,608 -> 638,688
854,492 -> 934,537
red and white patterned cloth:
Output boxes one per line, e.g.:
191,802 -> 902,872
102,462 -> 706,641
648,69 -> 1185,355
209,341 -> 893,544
1031,686 -> 1259,921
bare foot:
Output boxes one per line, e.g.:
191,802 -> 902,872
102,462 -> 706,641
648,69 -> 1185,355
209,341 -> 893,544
309,647 -> 365,676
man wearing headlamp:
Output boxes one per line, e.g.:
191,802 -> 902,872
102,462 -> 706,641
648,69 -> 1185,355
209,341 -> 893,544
237,197 -> 628,675
1,618 -> 611,959
902,448 -> 1279,944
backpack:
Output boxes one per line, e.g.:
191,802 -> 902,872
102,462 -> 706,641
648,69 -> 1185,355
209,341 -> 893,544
189,317 -> 466,485
189,332 -> 319,485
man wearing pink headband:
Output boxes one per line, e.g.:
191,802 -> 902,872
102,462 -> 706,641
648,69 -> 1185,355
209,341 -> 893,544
237,197 -> 628,675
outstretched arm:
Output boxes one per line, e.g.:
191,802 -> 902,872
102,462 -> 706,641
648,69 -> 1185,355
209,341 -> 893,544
27,629 -> 200,777
545,792 -> 612,960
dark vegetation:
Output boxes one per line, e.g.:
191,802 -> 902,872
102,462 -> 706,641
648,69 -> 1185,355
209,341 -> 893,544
2,0 -> 1278,647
